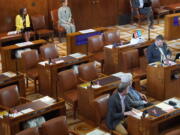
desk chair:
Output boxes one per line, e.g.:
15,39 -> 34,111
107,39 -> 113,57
31,15 -> 54,41
93,94 -> 121,135
78,62 -> 105,82
41,116 -> 79,135
50,9 -> 66,42
88,35 -> 105,72
57,69 -> 79,119
129,0 -> 147,26
0,85 -> 30,111
103,30 -> 121,45
16,127 -> 39,135
40,43 -> 59,60
152,0 -> 169,24
21,50 -> 40,93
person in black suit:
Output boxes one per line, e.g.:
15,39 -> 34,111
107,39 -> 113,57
147,35 -> 171,63
106,82 -> 134,135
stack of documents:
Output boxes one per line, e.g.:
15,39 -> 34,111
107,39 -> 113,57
69,53 -> 86,59
164,98 -> 180,108
155,102 -> 175,113
16,41 -> 33,47
3,72 -> 16,78
86,128 -> 110,135
79,29 -> 95,34
7,31 -> 18,35
34,96 -> 56,105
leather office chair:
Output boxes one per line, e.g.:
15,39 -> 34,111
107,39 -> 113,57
40,43 -> 59,60
103,30 -> 121,45
88,35 -> 105,72
93,94 -> 120,135
57,69 -> 79,119
50,9 -> 66,42
41,116 -> 79,135
16,127 -> 39,135
21,50 -> 40,92
151,0 -> 169,24
31,15 -> 54,41
129,0 -> 147,26
78,62 -> 105,82
164,129 -> 180,135
0,85 -> 30,111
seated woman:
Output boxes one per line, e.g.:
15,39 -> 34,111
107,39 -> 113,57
15,8 -> 31,41
58,0 -> 76,33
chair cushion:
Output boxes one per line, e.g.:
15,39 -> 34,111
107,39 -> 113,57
64,89 -> 79,103
27,68 -> 38,79
16,127 -> 39,135
93,51 -> 104,62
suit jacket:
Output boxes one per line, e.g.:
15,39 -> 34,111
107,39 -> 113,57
106,92 -> 132,130
147,43 -> 171,63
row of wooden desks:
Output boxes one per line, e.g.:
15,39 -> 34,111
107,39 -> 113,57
0,97 -> 66,135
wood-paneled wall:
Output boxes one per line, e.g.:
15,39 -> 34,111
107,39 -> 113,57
0,0 -> 179,33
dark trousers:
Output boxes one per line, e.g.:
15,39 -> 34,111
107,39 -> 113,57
139,7 -> 154,26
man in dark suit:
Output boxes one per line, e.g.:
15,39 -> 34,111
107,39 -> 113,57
147,35 -> 171,63
106,82 -> 133,135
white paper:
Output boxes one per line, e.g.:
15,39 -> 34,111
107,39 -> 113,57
16,41 -> 33,47
111,72 -> 124,78
104,45 -> 113,49
20,108 -> 34,114
55,60 -> 64,64
91,84 -> 101,89
39,61 -> 49,66
9,112 -> 23,118
3,72 -> 16,78
69,53 -> 86,59
33,96 -> 56,105
86,129 -> 110,135
164,98 -> 180,108
155,102 -> 175,113
7,31 -> 18,35
79,29 -> 95,34
131,109 -> 143,119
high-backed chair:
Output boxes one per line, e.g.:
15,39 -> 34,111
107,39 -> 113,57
152,0 -> 169,24
57,69 -> 79,119
40,43 -> 59,60
50,9 -> 66,42
0,85 -> 30,111
78,62 -> 105,82
88,35 -> 105,72
121,49 -> 146,78
16,127 -> 39,135
31,15 -> 54,41
93,94 -> 120,135
103,30 -> 121,45
41,116 -> 79,135
129,0 -> 147,25
21,50 -> 40,92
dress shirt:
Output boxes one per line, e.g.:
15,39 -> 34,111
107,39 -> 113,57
139,0 -> 144,8
118,93 -> 126,113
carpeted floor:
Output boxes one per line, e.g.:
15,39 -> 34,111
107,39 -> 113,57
0,19 -> 179,134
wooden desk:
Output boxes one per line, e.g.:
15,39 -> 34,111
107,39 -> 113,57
104,40 -> 154,75
128,100 -> 180,135
38,54 -> 90,97
67,27 -> 107,55
0,97 -> 65,135
164,13 -> 180,40
147,64 -> 180,100
1,39 -> 47,72
0,72 -> 25,97
165,3 -> 180,13
78,75 -> 120,122
0,32 -> 35,47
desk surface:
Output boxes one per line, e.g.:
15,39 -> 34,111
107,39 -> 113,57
166,3 -> 180,10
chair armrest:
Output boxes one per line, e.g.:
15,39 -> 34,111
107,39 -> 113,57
69,130 -> 79,135
19,97 -> 31,103
0,105 -> 11,111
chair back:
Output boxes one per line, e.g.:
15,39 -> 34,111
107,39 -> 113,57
88,35 -> 104,53
121,49 -> 140,71
16,127 -> 39,135
21,50 -> 39,71
41,116 -> 69,135
0,85 -> 20,108
151,0 -> 160,8
78,62 -> 98,81
57,69 -> 78,96
31,15 -> 46,30
93,94 -> 110,125
50,9 -> 59,30
103,30 -> 121,45
40,43 -> 59,59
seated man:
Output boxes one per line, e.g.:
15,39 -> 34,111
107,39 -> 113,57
106,82 -> 134,135
117,72 -> 152,109
147,35 -> 171,63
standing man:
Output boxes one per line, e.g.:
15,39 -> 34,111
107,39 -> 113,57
147,35 -> 171,63
58,0 -> 76,33
132,0 -> 154,28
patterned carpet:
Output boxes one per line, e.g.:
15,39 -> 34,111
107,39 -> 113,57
0,19 -> 180,134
